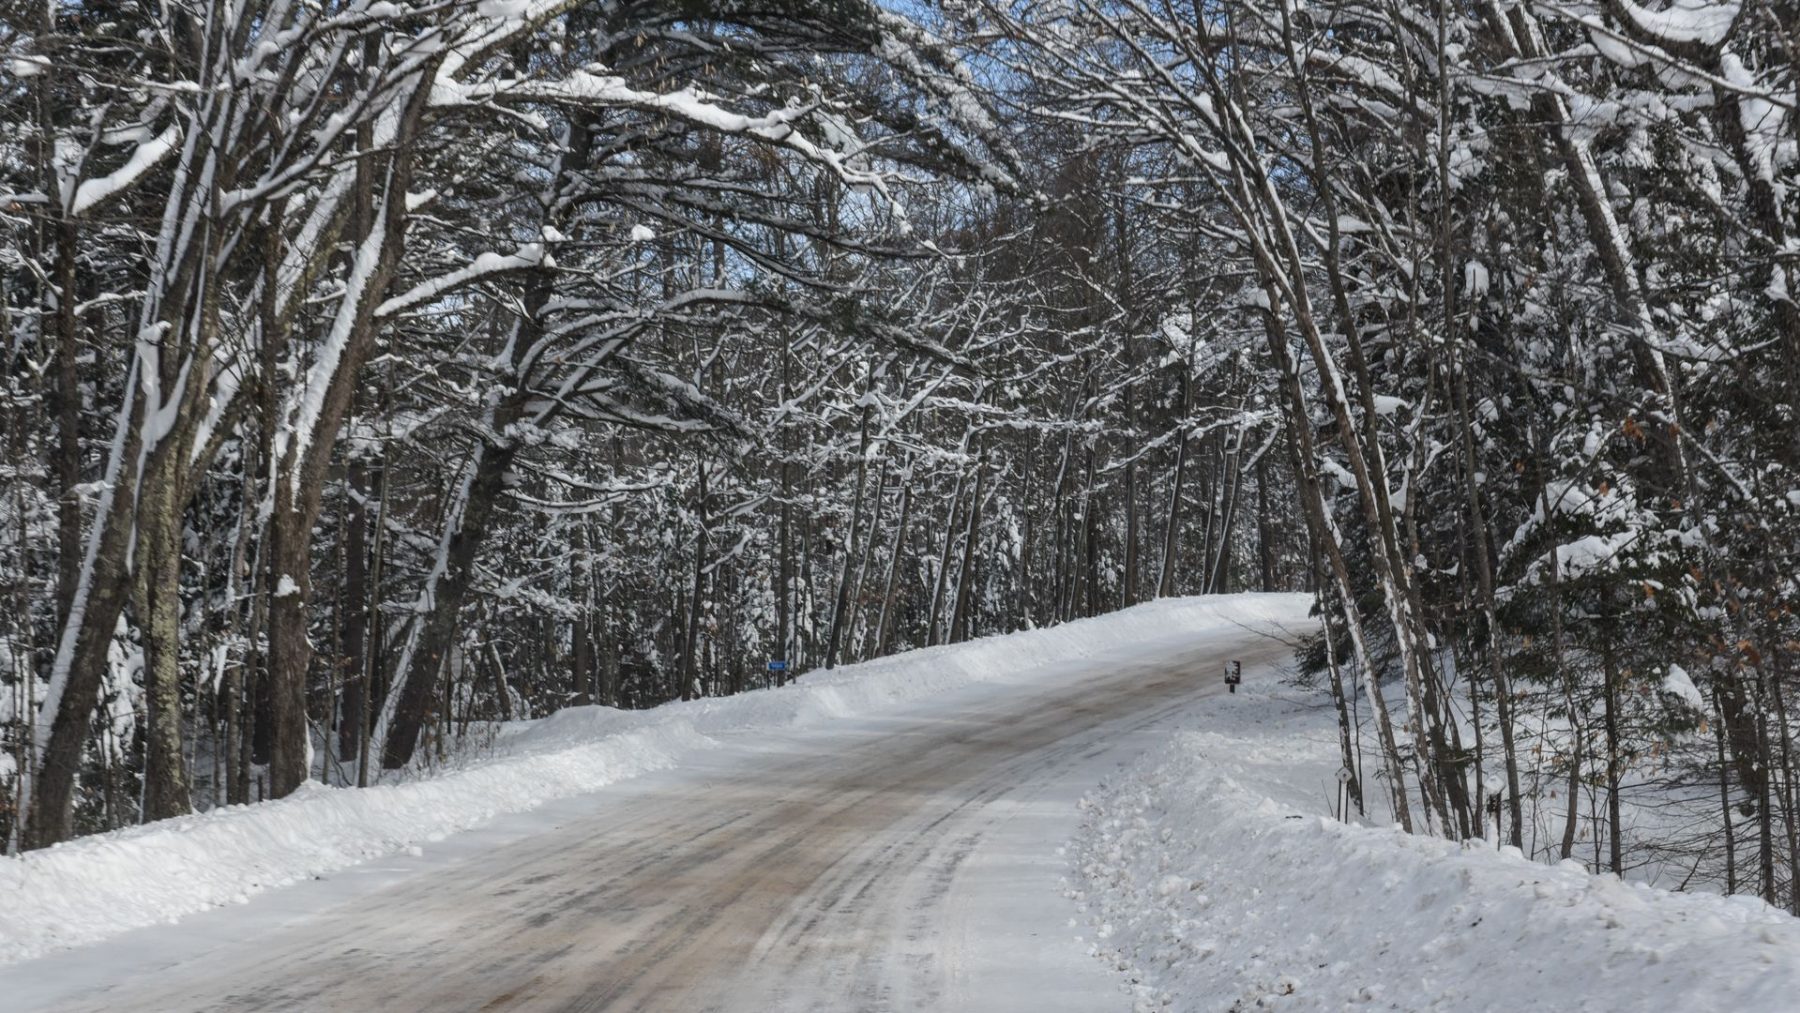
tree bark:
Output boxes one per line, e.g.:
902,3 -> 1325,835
680,463 -> 710,701
50,219 -> 82,627
1256,456 -> 1276,592
874,468 -> 913,657
380,444 -> 518,769
926,465 -> 968,646
137,470 -> 191,821
824,384 -> 874,669
1158,365 -> 1193,599
339,458 -> 369,760
949,449 -> 988,643
274,72 -> 437,782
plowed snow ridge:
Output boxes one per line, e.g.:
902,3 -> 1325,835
1072,679 -> 1800,1012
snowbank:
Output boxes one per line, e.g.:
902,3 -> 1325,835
1070,675 -> 1800,1012
0,593 -> 1307,965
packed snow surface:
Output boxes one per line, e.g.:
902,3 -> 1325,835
1070,677 -> 1800,1012
0,594 -> 1304,965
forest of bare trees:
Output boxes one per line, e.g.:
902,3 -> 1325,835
3,0 -> 1799,918
0,0 -> 1299,855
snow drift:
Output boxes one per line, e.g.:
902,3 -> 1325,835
1071,675 -> 1800,1012
0,593 -> 1307,965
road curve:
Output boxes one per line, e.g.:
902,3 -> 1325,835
20,632 -> 1290,1012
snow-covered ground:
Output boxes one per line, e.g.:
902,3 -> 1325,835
0,593 -> 1306,967
15,590 -> 1793,1013
1070,673 -> 1800,1012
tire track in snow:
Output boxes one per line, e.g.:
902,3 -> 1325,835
28,634 -> 1292,1012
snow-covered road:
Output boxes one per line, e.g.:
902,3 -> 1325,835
3,625 -> 1294,1012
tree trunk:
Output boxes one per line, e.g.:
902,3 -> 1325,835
846,462 -> 890,661
379,444 -> 518,769
1602,605 -> 1623,876
776,329 -> 793,681
357,448 -> 390,788
1263,310 -> 1415,834
1320,606 -> 1363,815
1206,434 -> 1244,595
268,64 -> 437,787
926,467 -> 968,646
137,472 -> 191,822
1159,366 -> 1193,598
266,494 -> 316,797
50,219 -> 82,627
950,450 -> 988,643
339,458 -> 370,759
680,463 -> 710,701
1717,682 -> 1738,894
26,389 -> 147,848
824,387 -> 874,669
1256,456 -> 1276,592
874,469 -> 913,657
1451,350 -> 1524,848
1081,449 -> 1100,618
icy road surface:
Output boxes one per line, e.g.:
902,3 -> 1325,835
4,631 -> 1293,1012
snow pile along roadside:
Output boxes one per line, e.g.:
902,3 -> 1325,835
502,592 -> 1308,754
0,592 -> 1309,965
1069,674 -> 1800,1012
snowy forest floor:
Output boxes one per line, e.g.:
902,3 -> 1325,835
1071,671 -> 1800,1011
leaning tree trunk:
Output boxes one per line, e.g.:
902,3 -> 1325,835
26,406 -> 142,847
377,443 -> 518,769
374,103 -> 603,764
270,69 -> 437,784
1263,308 -> 1416,834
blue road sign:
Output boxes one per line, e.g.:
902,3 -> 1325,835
767,659 -> 788,672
